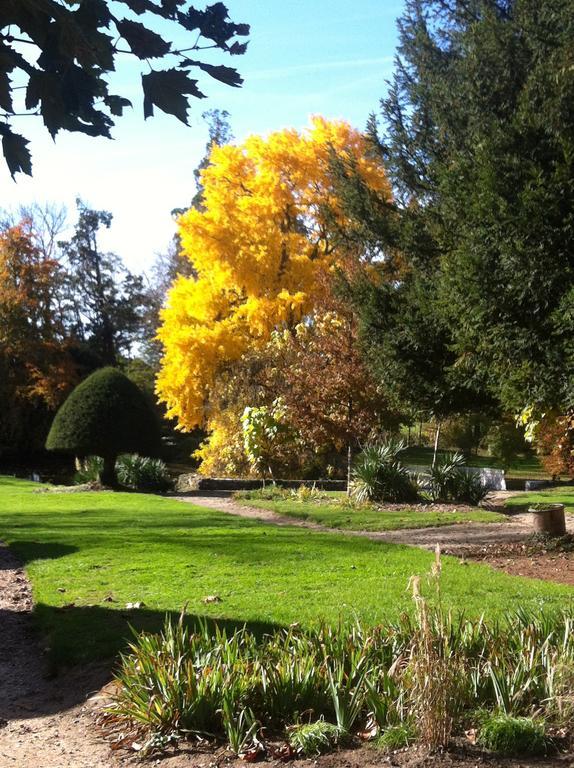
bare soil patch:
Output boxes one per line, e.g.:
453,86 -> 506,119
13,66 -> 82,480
104,743 -> 574,768
461,535 -> 574,586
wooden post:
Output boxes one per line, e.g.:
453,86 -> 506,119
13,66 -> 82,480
432,422 -> 441,468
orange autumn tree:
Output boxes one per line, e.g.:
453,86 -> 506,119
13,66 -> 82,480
156,117 -> 392,472
0,222 -> 77,453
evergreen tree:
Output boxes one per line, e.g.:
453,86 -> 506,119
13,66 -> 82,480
353,0 -> 574,420
59,200 -> 149,365
46,367 -> 161,486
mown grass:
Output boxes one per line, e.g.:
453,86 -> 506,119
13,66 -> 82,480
236,493 -> 502,531
400,447 -> 549,480
505,486 -> 574,514
0,477 -> 572,667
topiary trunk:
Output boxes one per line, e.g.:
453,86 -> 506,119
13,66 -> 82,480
100,454 -> 118,487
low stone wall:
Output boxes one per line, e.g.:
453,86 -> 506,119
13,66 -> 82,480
407,465 -> 506,491
176,474 -> 347,492
176,467 -> 507,493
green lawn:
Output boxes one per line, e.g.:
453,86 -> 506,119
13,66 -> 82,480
237,494 -> 502,531
400,447 -> 550,480
505,486 -> 574,514
1,477 -> 572,669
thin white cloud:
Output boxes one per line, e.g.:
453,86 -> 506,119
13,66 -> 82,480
246,56 -> 394,81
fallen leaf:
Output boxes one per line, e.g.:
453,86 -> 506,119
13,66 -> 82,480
465,728 -> 477,744
240,746 -> 264,762
268,743 -> 294,762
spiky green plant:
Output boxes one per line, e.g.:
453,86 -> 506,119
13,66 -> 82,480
105,586 -> 574,757
350,441 -> 418,503
288,719 -> 340,756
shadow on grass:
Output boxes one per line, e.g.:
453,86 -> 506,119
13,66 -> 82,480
0,602 -> 282,725
0,540 -> 78,567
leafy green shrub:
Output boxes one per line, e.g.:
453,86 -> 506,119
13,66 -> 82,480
426,452 -> 466,502
116,454 -> 172,492
74,454 -> 172,492
288,720 -> 340,756
351,442 -> 418,503
424,453 -> 486,504
46,367 -> 161,486
477,713 -> 549,756
234,484 -> 288,502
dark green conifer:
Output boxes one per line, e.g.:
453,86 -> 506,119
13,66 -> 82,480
46,367 -> 161,486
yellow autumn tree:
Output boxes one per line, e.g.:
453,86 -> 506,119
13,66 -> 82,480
156,117 -> 392,469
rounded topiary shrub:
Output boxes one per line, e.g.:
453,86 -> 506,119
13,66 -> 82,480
46,367 -> 161,487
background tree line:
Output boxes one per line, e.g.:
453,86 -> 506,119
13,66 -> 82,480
0,199 -> 171,465
4,0 -> 574,479
0,108 -> 232,471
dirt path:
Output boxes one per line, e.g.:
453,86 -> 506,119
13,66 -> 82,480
171,491 -> 569,555
0,542 -> 118,768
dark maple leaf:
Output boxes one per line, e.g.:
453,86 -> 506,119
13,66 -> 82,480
115,19 -> 171,59
0,125 -> 32,179
142,68 -> 205,124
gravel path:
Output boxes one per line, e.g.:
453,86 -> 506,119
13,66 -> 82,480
0,542 -> 117,768
171,491 -> 574,555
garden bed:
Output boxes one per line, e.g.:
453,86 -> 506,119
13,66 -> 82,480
460,535 -> 574,586
93,739 -> 574,767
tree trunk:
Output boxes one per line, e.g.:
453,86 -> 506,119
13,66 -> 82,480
99,454 -> 118,487
432,422 -> 441,468
346,443 -> 352,496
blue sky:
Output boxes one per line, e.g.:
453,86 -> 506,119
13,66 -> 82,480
1,1 -> 404,274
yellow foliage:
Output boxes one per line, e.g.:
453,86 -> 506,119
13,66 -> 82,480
193,407 -> 249,477
156,117 -> 391,435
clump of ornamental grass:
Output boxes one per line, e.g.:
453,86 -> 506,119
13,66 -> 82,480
290,484 -> 325,502
376,722 -> 416,751
288,719 -> 340,756
350,441 -> 419,503
74,454 -> 172,492
405,545 -> 466,750
477,713 -> 550,756
233,484 -> 287,502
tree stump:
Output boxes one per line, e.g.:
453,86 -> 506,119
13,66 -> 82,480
529,503 -> 566,536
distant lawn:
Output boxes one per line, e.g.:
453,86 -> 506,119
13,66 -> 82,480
505,486 -> 574,514
0,477 -> 572,669
400,447 -> 550,480
236,493 -> 502,531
